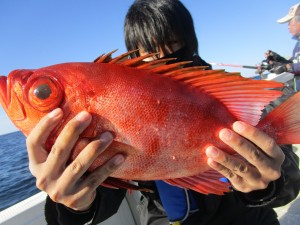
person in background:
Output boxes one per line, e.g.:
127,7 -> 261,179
276,3 -> 300,91
27,1 -> 300,225
256,50 -> 291,75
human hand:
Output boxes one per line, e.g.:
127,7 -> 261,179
286,63 -> 292,72
271,64 -> 287,74
205,121 -> 285,193
264,50 -> 270,59
26,108 -> 125,211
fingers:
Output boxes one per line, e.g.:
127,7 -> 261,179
46,111 -> 92,173
26,109 -> 126,211
232,121 -> 284,162
205,121 -> 285,192
62,132 -> 114,187
206,146 -> 252,177
218,123 -> 283,178
50,152 -> 125,211
206,147 -> 265,192
79,154 -> 125,191
218,127 -> 268,171
53,150 -> 125,211
26,108 -> 63,165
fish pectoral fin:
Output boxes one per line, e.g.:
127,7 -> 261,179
163,170 -> 231,195
102,177 -> 154,193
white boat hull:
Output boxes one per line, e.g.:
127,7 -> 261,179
0,191 -> 142,225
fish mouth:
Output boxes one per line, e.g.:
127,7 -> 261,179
0,75 -> 8,110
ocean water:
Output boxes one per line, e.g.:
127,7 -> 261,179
0,131 -> 39,211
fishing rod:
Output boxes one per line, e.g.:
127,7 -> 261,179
209,62 -> 264,79
209,62 -> 258,70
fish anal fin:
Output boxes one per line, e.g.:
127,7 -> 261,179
164,170 -> 231,195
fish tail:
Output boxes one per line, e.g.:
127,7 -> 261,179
257,91 -> 300,144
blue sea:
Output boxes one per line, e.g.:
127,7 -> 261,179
0,131 -> 39,211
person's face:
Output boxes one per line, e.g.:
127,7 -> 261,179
288,17 -> 300,36
138,40 -> 184,61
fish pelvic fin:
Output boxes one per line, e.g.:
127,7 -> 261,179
102,177 -> 154,193
257,91 -> 300,144
164,170 -> 231,195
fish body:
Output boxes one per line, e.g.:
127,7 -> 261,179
1,51 -> 300,194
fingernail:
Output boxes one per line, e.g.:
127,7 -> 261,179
113,155 -> 125,166
100,131 -> 113,142
75,111 -> 91,122
233,121 -> 245,132
206,146 -> 219,158
220,129 -> 232,141
48,108 -> 61,118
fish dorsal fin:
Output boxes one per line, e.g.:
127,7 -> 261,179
93,49 -> 117,63
167,69 -> 283,126
95,51 -> 284,126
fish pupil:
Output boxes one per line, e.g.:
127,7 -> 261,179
34,84 -> 52,100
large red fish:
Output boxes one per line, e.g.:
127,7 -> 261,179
1,50 -> 300,195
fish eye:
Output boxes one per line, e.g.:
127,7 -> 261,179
34,83 -> 52,100
25,76 -> 63,112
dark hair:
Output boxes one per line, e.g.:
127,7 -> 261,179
124,0 -> 198,57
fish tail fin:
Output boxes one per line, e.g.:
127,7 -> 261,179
164,170 -> 231,195
257,91 -> 300,144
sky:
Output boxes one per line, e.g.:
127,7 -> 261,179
0,0 -> 298,135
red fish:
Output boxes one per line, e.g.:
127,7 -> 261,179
1,50 -> 300,195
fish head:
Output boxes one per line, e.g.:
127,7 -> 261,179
0,68 -> 64,136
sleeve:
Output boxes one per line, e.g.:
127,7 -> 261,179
235,144 -> 300,207
290,41 -> 300,74
291,62 -> 300,74
45,186 -> 127,225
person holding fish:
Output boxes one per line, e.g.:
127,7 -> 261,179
22,1 -> 300,225
266,3 -> 300,91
